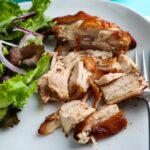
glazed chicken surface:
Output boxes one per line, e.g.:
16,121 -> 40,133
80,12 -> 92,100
47,11 -> 136,55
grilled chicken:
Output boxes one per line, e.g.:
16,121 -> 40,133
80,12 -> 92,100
74,104 -> 127,144
37,11 -> 148,147
69,61 -> 92,100
118,54 -> 139,73
38,101 -> 95,135
95,73 -> 125,86
101,74 -> 147,104
38,52 -> 80,102
49,11 -> 136,55
38,111 -> 61,135
59,100 -> 95,135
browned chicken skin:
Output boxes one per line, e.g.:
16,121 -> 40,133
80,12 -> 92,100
49,11 -> 136,55
74,104 -> 127,144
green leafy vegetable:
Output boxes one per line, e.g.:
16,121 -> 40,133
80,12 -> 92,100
0,107 -> 20,128
0,53 -> 51,127
0,47 -> 9,77
0,62 -> 5,77
25,36 -> 43,46
0,0 -> 52,41
0,108 -> 7,122
0,1 -> 22,28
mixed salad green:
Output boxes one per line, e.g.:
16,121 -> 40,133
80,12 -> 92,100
0,0 -> 52,41
0,0 -> 52,128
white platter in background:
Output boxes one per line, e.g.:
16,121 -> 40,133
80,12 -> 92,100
0,0 -> 150,150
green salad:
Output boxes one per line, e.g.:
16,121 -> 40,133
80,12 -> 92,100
0,0 -> 52,128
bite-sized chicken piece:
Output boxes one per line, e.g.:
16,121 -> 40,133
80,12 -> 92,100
50,11 -> 136,54
96,54 -> 139,73
95,73 -> 125,86
74,104 -> 127,144
38,52 -> 80,102
9,44 -> 44,68
101,74 -> 147,104
50,52 -> 59,69
97,57 -> 121,72
69,61 -> 92,100
38,111 -> 61,135
38,52 -> 60,103
47,60 -> 76,101
118,54 -> 139,73
59,100 -> 95,135
38,75 -> 55,103
89,77 -> 102,109
82,56 -> 96,72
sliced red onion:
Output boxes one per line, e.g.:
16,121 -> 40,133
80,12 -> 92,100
0,42 -> 26,75
13,11 -> 36,22
18,34 -> 35,48
0,40 -> 18,48
14,25 -> 44,38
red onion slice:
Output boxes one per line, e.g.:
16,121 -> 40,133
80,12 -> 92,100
13,11 -> 36,22
18,34 -> 35,48
0,41 -> 26,74
0,40 -> 18,48
14,25 -> 44,38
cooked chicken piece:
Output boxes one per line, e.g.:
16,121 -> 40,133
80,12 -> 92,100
78,50 -> 113,59
101,74 -> 147,104
118,54 -> 139,73
50,52 -> 59,69
50,11 -> 136,54
81,92 -> 90,103
82,56 -> 96,72
47,60 -> 77,101
74,104 -> 127,144
38,75 -> 53,103
59,100 -> 95,135
97,57 -> 121,72
61,51 -> 80,65
95,73 -> 125,86
89,77 -> 102,109
69,61 -> 92,100
38,52 -> 80,102
38,52 -> 60,103
96,54 -> 139,73
9,44 -> 44,68
89,69 -> 106,109
38,111 -> 61,135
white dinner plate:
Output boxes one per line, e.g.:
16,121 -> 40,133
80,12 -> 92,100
0,0 -> 150,150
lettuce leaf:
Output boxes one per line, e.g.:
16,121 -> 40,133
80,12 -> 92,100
0,107 -> 20,128
0,1 -> 22,28
0,108 -> 7,122
0,62 -> 5,77
0,53 -> 51,127
0,0 -> 52,41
